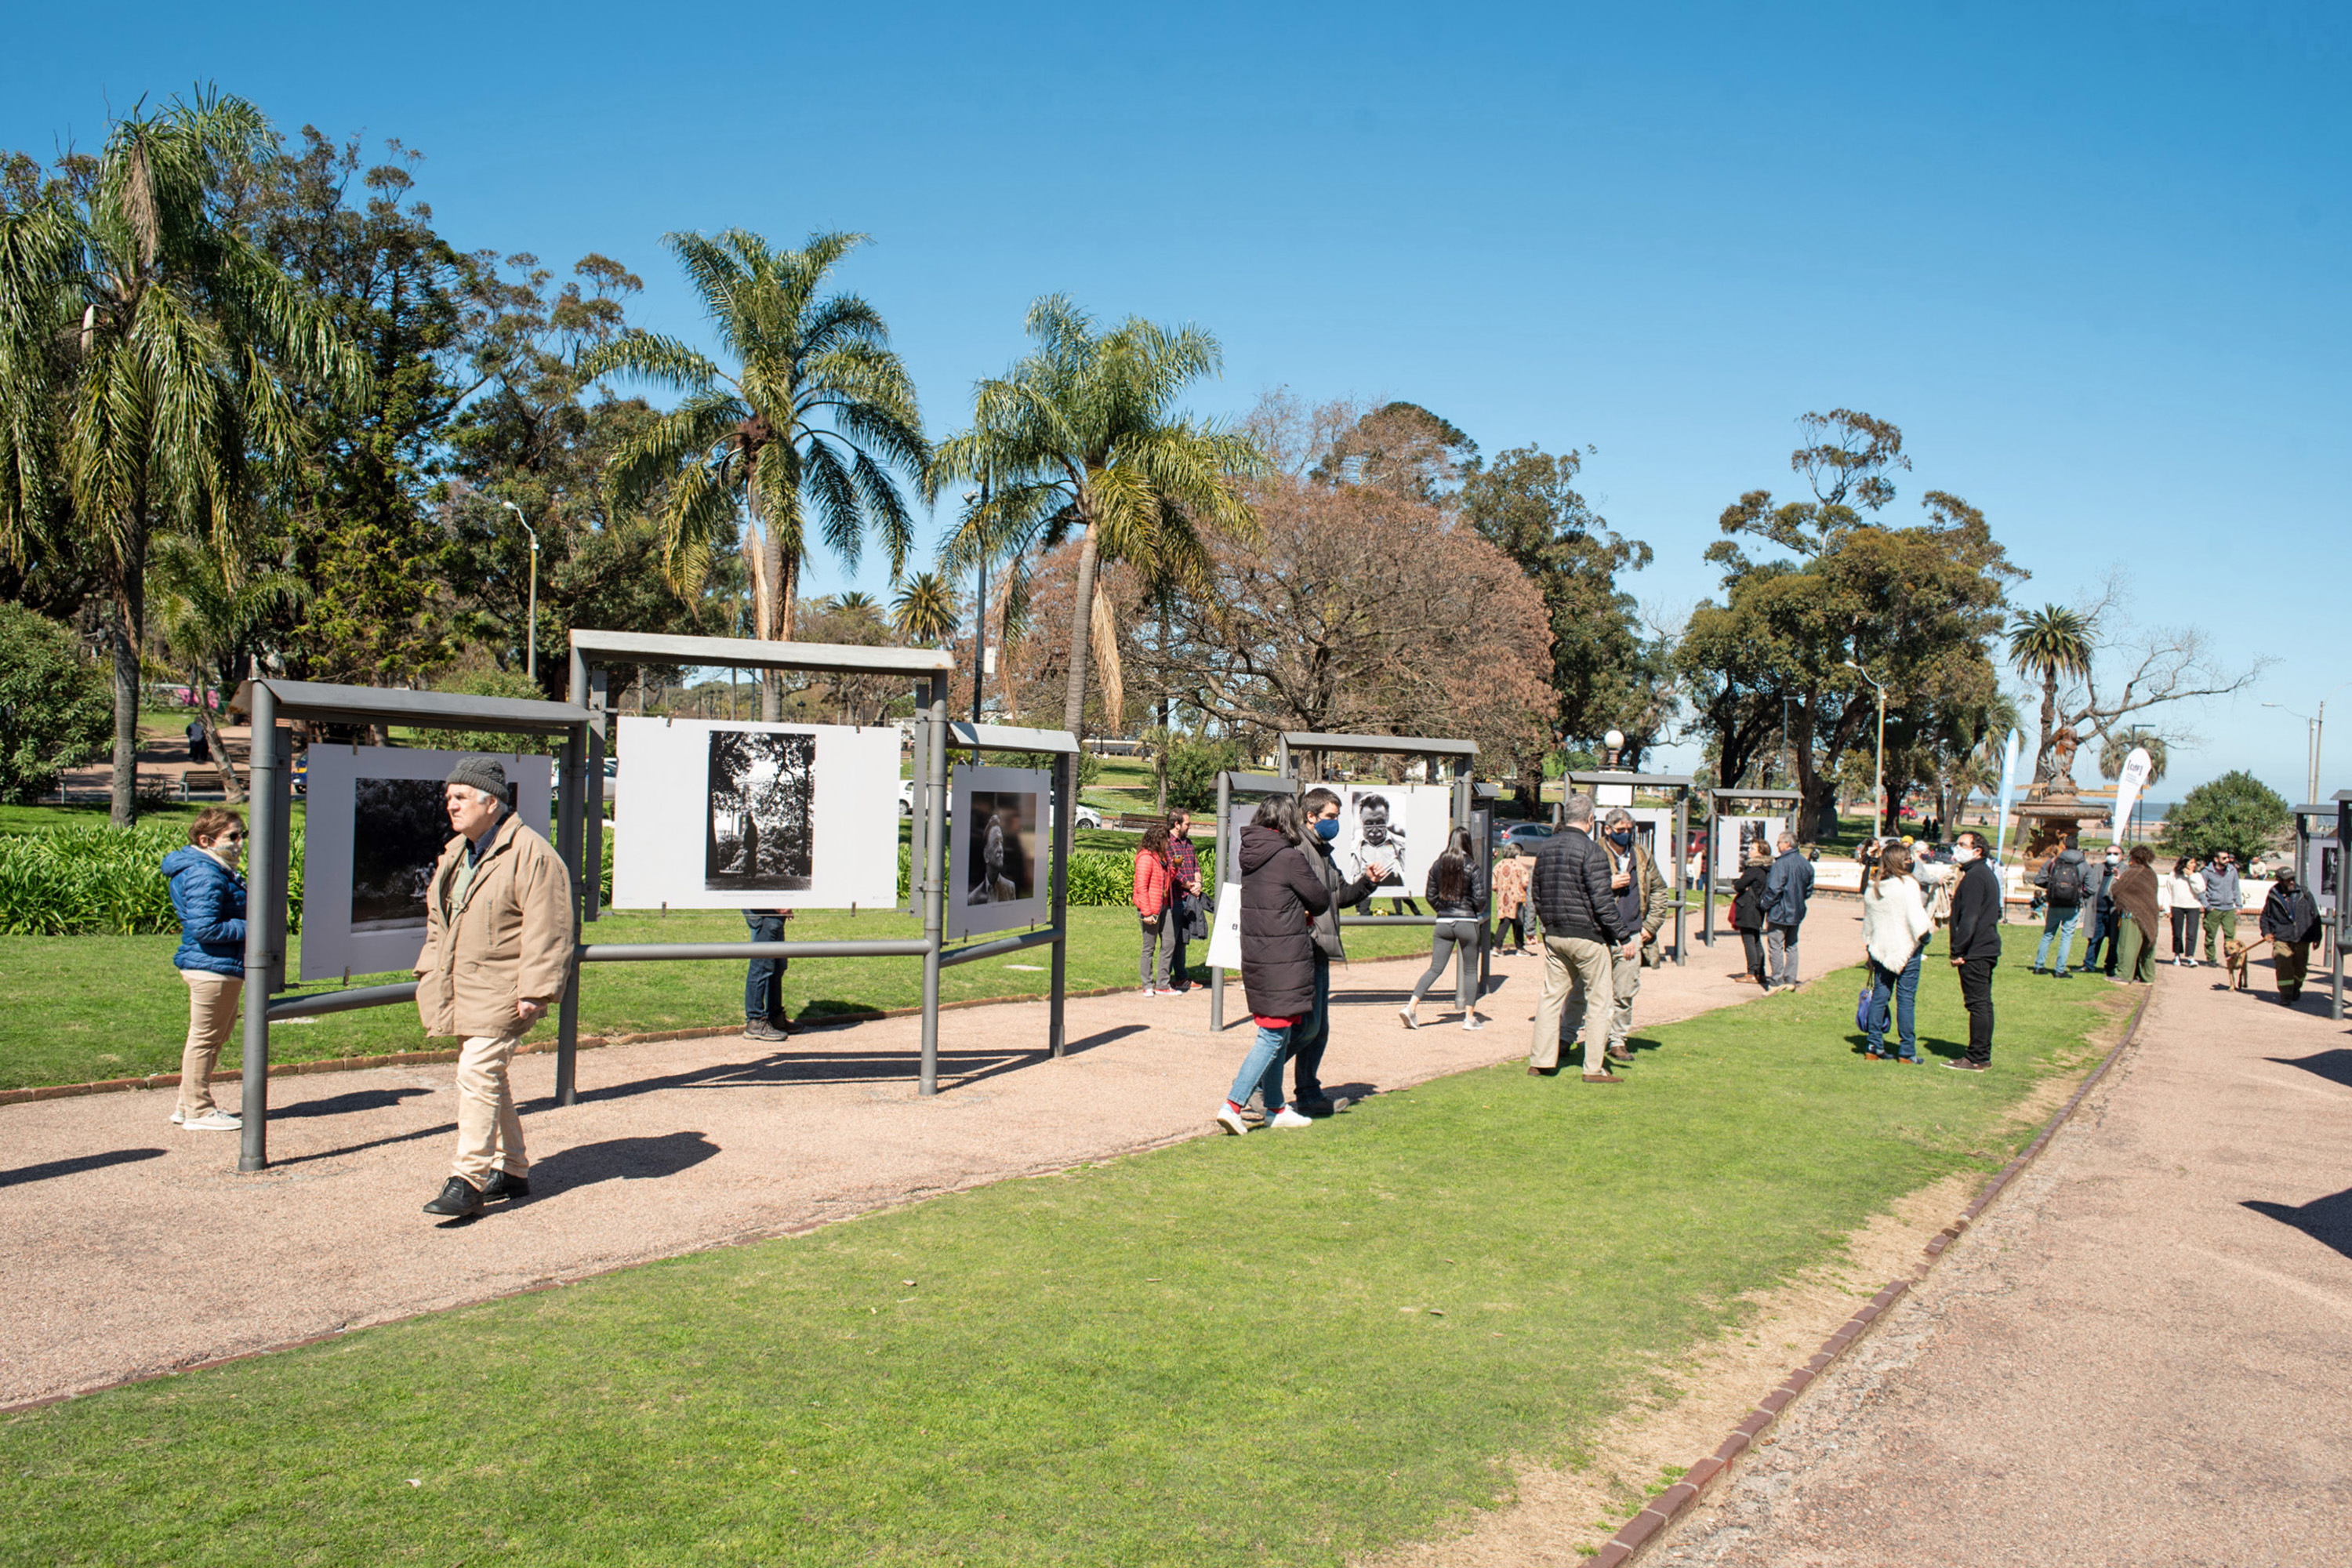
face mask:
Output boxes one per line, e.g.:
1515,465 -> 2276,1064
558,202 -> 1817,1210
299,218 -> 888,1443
1314,818 -> 1340,841
1954,845 -> 1979,863
1609,831 -> 1633,848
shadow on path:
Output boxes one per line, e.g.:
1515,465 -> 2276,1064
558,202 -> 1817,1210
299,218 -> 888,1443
0,1147 -> 166,1189
531,1131 -> 720,1196
268,1087 -> 435,1122
2242,1187 -> 2352,1261
2270,1049 -> 2352,1090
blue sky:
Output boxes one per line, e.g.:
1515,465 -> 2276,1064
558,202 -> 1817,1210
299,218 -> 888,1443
7,2 -> 2345,800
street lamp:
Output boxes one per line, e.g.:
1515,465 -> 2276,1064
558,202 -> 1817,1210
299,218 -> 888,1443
499,500 -> 540,683
1844,659 -> 1889,837
1604,728 -> 1624,768
2266,679 -> 2352,804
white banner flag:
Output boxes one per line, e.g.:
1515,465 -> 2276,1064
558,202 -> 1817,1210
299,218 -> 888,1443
2111,746 -> 2153,844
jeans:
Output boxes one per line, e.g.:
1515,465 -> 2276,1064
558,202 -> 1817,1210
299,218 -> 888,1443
1227,1020 -> 1293,1114
1765,924 -> 1800,988
1288,956 -> 1334,1103
2201,909 -> 2238,963
1168,906 -> 1192,991
1529,935 -> 1612,1072
1867,950 -> 1922,1059
2034,906 -> 2083,973
1139,912 -> 1174,989
2082,909 -> 2120,973
744,912 -> 788,1021
1409,920 -> 1480,1006
1957,955 -> 1996,1064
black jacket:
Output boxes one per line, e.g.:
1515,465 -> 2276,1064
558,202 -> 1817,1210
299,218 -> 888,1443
1238,825 -> 1331,1019
1423,857 -> 1486,920
1948,858 -> 2005,961
1730,862 -> 1769,932
1301,833 -> 1381,960
2259,884 -> 2321,946
1531,826 -> 1628,945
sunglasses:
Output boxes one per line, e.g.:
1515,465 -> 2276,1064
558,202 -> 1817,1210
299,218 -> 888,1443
212,831 -> 245,844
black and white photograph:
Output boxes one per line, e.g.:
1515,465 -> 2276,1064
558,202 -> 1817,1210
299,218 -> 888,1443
947,764 -> 1053,939
350,777 -> 459,931
1713,815 -> 1786,885
1333,784 -> 1449,898
705,730 -> 816,892
964,790 -> 1037,906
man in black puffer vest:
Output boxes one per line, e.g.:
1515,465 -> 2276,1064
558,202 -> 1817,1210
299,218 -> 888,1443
1528,793 -> 1634,1083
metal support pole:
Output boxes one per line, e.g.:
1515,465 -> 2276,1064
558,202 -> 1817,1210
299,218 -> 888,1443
1454,771 -> 1475,1014
1673,793 -> 1689,965
554,725 -> 585,1107
918,675 -> 949,1094
236,684 -> 285,1173
1702,791 -> 1716,949
1210,768 -> 1232,1032
1048,750 -> 1070,1057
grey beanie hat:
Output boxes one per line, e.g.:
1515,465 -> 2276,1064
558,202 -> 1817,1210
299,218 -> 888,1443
444,756 -> 511,802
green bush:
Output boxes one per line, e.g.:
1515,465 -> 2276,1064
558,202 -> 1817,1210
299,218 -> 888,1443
0,822 -> 307,937
401,667 -> 561,755
1162,736 -> 1243,813
0,604 -> 113,804
995,750 -> 1102,790
2161,769 -> 2291,863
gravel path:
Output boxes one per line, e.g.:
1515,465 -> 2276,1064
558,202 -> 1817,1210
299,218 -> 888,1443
2,916 -> 1864,1408
1654,953 -> 2352,1566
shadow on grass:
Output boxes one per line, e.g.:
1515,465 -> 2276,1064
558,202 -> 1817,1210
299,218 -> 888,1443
0,1147 -> 166,1188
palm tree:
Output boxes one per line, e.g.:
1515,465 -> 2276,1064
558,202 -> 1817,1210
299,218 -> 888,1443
930,295 -> 1265,738
890,570 -> 958,647
585,230 -> 926,720
2006,604 -> 2094,787
151,534 -> 304,803
2098,728 -> 2168,786
829,590 -> 880,619
0,92 -> 370,822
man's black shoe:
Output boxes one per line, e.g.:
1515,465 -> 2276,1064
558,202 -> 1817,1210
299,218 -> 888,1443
423,1176 -> 483,1218
480,1171 -> 532,1203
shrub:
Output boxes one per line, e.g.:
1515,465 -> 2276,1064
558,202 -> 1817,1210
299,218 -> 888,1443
1162,736 -> 1243,813
2161,770 -> 2291,864
0,822 -> 307,936
0,604 -> 113,803
403,667 -> 561,755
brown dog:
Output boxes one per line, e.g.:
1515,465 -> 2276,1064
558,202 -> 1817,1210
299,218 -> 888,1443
2223,936 -> 2270,993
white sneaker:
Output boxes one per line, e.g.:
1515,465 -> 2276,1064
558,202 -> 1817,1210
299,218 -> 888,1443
1268,1106 -> 1315,1129
182,1110 -> 241,1131
1462,1014 -> 1486,1031
1399,1004 -> 1418,1029
1215,1102 -> 1250,1136
169,1109 -> 183,1124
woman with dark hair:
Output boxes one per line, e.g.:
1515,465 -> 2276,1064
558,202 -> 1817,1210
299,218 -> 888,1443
1216,793 -> 1332,1134
1730,842 -> 1772,985
2112,844 -> 2163,985
1858,840 -> 1933,1061
1400,826 -> 1487,1031
1133,822 -> 1177,996
2166,855 -> 2205,966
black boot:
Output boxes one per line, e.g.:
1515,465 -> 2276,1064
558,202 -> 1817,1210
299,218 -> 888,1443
480,1170 -> 532,1203
423,1176 -> 483,1218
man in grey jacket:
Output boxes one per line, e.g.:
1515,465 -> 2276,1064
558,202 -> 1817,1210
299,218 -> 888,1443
2199,849 -> 2243,965
1761,833 -> 1814,992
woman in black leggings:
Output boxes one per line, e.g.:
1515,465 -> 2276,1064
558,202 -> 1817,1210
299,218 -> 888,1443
1400,827 -> 1486,1032
2168,855 -> 2202,964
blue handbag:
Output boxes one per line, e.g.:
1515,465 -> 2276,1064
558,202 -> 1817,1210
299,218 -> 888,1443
1856,979 -> 1875,1033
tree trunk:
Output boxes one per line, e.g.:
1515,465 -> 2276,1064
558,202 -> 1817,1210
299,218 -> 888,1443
2034,671 -> 2057,785
1062,525 -> 1100,739
198,668 -> 245,804
108,583 -> 142,827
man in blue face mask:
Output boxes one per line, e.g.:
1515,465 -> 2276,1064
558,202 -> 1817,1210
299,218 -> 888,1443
1280,786 -> 1391,1114
1596,807 -> 1673,1062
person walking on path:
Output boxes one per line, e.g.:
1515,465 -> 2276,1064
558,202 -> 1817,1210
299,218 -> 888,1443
2083,846 -> 2124,977
1401,826 -> 1488,1032
2031,833 -> 2091,977
161,808 -> 249,1131
1131,822 -> 1179,995
1730,842 -> 1772,985
1946,829 -> 2003,1071
1215,796 -> 1333,1135
1526,793 -> 1635,1083
415,758 -> 575,1219
1599,807 -> 1672,1062
2166,855 -> 2205,966
1490,844 -> 1531,956
1860,840 -> 1934,1062
1284,786 -> 1390,1114
2259,866 -> 2323,1004
1762,832 -> 1814,992
1164,811 -> 1204,993
2110,844 -> 2163,985
2199,850 -> 2243,966
742,909 -> 793,1041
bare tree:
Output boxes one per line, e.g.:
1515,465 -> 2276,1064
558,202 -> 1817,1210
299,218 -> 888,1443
2040,575 -> 2269,763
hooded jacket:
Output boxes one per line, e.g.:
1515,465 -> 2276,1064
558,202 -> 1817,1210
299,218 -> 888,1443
412,812 -> 574,1039
163,846 -> 247,978
1237,824 -> 1331,1019
2260,883 -> 2321,946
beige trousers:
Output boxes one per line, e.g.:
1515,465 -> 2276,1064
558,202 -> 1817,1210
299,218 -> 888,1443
452,1029 -> 530,1186
1529,935 -> 1613,1073
1606,950 -> 1643,1051
177,971 -> 242,1120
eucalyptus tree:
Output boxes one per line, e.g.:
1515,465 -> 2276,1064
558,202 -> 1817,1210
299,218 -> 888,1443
585,230 -> 926,720
931,295 -> 1264,737
2006,604 -> 2094,785
0,92 -> 368,822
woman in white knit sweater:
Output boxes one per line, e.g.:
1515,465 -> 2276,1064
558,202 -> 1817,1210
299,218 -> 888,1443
1859,841 -> 1936,1062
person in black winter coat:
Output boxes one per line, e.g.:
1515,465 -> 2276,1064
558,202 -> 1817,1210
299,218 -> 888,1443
1217,798 -> 1337,1134
1945,830 -> 2004,1069
1282,786 -> 1389,1112
1526,793 -> 1635,1082
1730,843 -> 1771,985
2259,866 -> 2323,1004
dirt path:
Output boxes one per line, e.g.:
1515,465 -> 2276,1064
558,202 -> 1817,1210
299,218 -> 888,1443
1649,953 -> 2352,1566
1,914 -> 1866,1409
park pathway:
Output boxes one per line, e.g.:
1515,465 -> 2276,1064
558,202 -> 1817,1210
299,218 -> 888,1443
1652,953 -> 2352,1566
2,913 -> 1867,1409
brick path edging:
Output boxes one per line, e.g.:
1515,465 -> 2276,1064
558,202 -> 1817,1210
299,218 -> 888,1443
1576,985 -> 2156,1568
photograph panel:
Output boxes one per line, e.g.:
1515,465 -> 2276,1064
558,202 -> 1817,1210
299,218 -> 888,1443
350,776 -> 454,932
705,730 -> 818,892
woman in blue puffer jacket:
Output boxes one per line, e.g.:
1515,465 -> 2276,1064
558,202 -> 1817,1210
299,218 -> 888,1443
161,808 -> 249,1131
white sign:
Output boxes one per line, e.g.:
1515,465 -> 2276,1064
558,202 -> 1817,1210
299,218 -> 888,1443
948,764 -> 1051,940
1207,881 -> 1244,971
610,717 -> 898,910
2307,838 -> 2338,916
2112,746 -> 2153,838
299,746 -> 552,982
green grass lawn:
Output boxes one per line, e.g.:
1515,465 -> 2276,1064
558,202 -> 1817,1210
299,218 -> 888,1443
1,940 -> 2122,1565
0,906 -> 1439,1091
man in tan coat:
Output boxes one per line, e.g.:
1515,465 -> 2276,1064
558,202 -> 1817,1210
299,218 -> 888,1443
416,757 -> 574,1218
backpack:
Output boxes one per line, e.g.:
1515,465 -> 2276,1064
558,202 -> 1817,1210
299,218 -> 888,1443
2047,855 -> 2085,909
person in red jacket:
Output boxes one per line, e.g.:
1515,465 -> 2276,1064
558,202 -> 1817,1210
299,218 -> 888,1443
1133,822 -> 1178,995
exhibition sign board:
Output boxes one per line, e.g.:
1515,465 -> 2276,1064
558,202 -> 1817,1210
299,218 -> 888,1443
1332,782 -> 1451,902
609,716 -> 898,911
948,764 -> 1051,940
1711,815 -> 1788,886
2307,835 -> 2338,916
299,746 -> 553,982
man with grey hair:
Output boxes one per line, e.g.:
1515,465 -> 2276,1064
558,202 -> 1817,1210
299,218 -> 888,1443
414,757 -> 575,1219
1761,830 -> 1814,992
1527,792 -> 1637,1082
1598,806 -> 1673,1061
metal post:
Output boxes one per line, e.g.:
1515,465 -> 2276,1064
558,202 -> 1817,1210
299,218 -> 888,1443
236,684 -> 285,1173
1672,793 -> 1689,965
1702,791 -> 1716,949
1453,771 -> 1475,1014
1210,768 -> 1231,1033
1048,750 -> 1070,1057
918,676 -> 949,1094
554,726 -> 585,1107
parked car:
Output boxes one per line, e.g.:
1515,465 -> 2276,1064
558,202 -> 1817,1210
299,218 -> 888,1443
896,780 -> 1101,831
1494,821 -> 1554,851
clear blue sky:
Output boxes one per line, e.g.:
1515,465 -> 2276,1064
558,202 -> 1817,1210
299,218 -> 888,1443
8,2 -> 2346,801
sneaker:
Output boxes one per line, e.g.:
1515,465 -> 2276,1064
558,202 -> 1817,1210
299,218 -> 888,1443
1215,1102 -> 1250,1136
743,1018 -> 789,1043
169,1109 -> 183,1125
422,1175 -> 483,1217
1945,1059 -> 1987,1073
1268,1106 -> 1315,1129
1461,1015 -> 1486,1032
2056,971 -> 2074,980
2029,967 -> 2049,976
181,1110 -> 241,1131
1399,1004 -> 1418,1029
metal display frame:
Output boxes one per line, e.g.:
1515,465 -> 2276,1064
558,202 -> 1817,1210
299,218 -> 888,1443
2334,792 -> 2350,1022
1700,788 -> 1802,949
1565,769 -> 1697,966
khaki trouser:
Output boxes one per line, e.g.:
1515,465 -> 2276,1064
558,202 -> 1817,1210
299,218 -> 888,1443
1530,935 -> 1613,1073
177,971 -> 241,1120
2276,940 -> 2311,1000
452,1029 -> 530,1186
1606,949 -> 1643,1051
